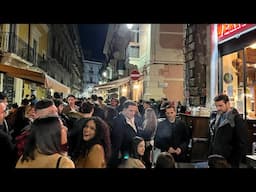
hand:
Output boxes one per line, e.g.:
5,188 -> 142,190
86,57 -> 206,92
168,147 -> 176,154
175,147 -> 182,155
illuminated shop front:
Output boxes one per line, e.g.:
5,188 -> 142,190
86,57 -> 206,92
216,24 -> 256,119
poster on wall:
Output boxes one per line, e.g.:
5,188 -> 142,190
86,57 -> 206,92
237,100 -> 244,115
237,88 -> 244,114
227,85 -> 233,97
238,88 -> 243,99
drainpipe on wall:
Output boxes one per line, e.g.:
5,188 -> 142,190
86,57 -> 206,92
27,24 -> 31,61
209,24 -> 219,108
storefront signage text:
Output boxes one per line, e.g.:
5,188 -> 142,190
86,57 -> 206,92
218,24 -> 256,44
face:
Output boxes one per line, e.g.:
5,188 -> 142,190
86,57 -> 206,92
165,107 -> 176,120
0,103 -> 7,122
83,120 -> 96,141
68,97 -> 76,106
98,99 -> 103,104
123,105 -> 137,120
137,140 -> 145,156
27,107 -> 36,120
143,103 -> 151,109
110,99 -> 118,107
215,100 -> 229,113
0,98 -> 8,107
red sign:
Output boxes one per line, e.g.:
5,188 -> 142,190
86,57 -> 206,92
130,70 -> 140,80
218,24 -> 256,44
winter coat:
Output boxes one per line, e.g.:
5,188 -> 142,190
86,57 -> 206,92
154,119 -> 190,162
208,108 -> 248,168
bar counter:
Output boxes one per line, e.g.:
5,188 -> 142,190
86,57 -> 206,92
179,113 -> 210,162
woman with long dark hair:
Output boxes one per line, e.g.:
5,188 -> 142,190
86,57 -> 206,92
72,117 -> 111,168
16,116 -> 75,168
118,136 -> 146,168
140,108 -> 158,168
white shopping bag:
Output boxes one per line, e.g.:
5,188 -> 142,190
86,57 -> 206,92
151,147 -> 161,168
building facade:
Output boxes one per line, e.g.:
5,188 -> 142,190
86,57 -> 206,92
0,24 -> 84,104
0,24 -> 49,104
83,60 -> 102,98
97,24 -> 185,102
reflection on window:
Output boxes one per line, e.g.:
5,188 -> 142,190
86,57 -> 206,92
222,47 -> 256,120
222,51 -> 245,116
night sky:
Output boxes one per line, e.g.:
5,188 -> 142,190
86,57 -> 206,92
78,24 -> 109,62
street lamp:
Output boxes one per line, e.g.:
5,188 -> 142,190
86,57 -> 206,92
102,71 -> 107,78
126,24 -> 140,33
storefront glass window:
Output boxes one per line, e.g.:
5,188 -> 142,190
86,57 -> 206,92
222,50 -> 245,117
244,45 -> 256,119
222,45 -> 256,120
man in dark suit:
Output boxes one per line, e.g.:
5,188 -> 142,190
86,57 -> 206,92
108,100 -> 143,167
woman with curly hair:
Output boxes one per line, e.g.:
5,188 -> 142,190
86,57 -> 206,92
72,117 -> 111,168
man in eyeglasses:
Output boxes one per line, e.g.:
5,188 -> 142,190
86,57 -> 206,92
0,99 -> 16,169
154,105 -> 190,162
0,92 -> 11,135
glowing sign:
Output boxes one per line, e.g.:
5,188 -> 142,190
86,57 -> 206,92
218,24 -> 256,44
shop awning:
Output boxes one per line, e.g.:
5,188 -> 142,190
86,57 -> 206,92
44,74 -> 70,94
0,64 -> 70,94
94,76 -> 130,90
0,64 -> 45,84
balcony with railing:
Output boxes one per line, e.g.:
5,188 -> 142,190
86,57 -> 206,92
128,42 -> 139,58
37,54 -> 48,72
126,42 -> 140,66
0,32 -> 38,65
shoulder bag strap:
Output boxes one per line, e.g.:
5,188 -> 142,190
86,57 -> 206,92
56,156 -> 62,168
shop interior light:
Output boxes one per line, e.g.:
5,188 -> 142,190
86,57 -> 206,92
249,42 -> 256,49
122,87 -> 127,93
133,84 -> 139,89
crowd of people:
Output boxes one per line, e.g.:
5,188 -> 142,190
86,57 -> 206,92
0,91 -> 248,169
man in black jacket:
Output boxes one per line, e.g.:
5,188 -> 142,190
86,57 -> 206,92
208,94 -> 248,168
154,105 -> 190,162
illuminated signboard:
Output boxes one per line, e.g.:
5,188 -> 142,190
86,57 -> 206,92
218,24 -> 256,44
